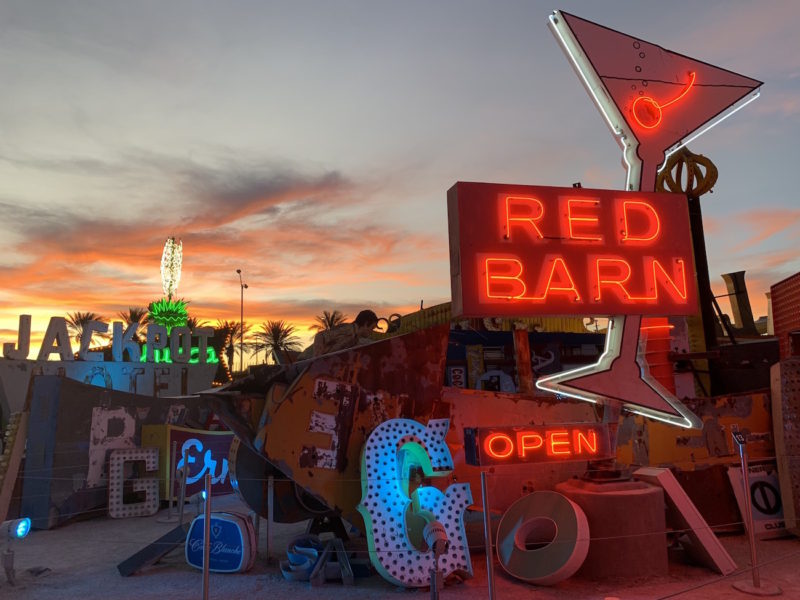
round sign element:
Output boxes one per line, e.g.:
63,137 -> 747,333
751,481 -> 782,516
496,490 -> 590,585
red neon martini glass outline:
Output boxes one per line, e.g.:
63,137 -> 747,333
632,72 -> 697,129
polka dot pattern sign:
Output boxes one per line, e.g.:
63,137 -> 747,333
108,447 -> 160,518
357,418 -> 473,587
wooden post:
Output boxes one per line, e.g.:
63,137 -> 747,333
513,327 -> 534,395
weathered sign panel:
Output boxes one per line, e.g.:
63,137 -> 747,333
21,376 -> 210,529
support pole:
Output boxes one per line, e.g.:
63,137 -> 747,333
177,448 -> 189,525
481,471 -> 496,600
266,476 -> 274,562
158,440 -> 179,523
168,440 -> 177,518
202,473 -> 211,600
731,430 -> 782,596
513,327 -> 534,395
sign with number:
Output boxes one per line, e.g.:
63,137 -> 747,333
727,462 -> 785,536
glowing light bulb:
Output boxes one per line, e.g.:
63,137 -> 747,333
3,517 -> 31,539
160,237 -> 183,299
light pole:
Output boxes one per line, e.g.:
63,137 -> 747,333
236,269 -> 248,375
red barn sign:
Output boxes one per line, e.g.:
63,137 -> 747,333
448,182 -> 697,318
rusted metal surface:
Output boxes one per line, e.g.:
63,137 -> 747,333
616,391 -> 775,468
257,325 -> 449,526
512,328 -> 534,395
771,358 -> 800,535
444,387 -> 597,514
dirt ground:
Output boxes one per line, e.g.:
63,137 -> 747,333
4,494 -> 800,600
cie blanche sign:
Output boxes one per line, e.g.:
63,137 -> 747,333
448,182 -> 698,318
2,315 -> 218,364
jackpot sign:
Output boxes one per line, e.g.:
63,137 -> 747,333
448,182 -> 698,318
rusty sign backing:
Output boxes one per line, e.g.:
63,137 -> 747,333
259,325 -> 449,526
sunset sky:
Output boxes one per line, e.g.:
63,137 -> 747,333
1,1 -> 798,361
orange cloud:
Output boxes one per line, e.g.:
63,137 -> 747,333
730,209 -> 800,253
0,160 -> 451,362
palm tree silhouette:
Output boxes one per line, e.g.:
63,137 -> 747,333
215,320 -> 251,372
66,311 -> 108,345
117,307 -> 150,342
254,320 -> 302,364
312,310 -> 348,332
187,316 -> 209,331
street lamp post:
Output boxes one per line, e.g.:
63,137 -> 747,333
236,269 -> 248,375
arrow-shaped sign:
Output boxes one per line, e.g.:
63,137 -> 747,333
536,314 -> 703,428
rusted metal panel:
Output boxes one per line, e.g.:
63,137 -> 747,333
772,358 -> 800,535
616,391 -> 774,468
444,387 -> 597,514
374,301 -> 593,339
259,325 -> 449,526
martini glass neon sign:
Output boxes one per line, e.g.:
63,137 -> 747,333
632,71 -> 696,130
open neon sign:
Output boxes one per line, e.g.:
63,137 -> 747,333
448,182 -> 697,317
464,424 -> 612,466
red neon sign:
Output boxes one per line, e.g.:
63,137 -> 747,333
448,182 -> 697,317
464,424 -> 612,466
632,71 -> 696,130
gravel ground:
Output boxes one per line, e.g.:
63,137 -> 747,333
4,496 -> 799,600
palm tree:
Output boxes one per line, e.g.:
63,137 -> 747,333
312,309 -> 348,332
66,311 -> 108,345
254,320 -> 302,364
187,316 -> 209,331
215,319 -> 252,371
215,320 -> 236,370
117,307 -> 150,342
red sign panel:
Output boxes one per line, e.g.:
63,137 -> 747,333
448,182 -> 697,318
464,424 -> 612,466
771,272 -> 800,360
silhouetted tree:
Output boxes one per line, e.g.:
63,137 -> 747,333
66,311 -> 108,344
312,309 -> 348,332
254,320 -> 302,364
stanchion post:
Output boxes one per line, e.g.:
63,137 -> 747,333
730,430 -> 782,596
167,440 -> 177,518
481,471 -> 496,600
734,431 -> 761,587
157,441 -> 180,523
267,475 -> 274,563
202,472 -> 211,600
252,510 -> 260,558
177,448 -> 189,525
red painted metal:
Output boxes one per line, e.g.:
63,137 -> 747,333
771,272 -> 800,359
